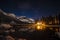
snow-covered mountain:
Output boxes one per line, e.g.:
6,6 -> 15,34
17,16 -> 35,23
0,9 -> 7,15
0,9 -> 16,18
0,9 -> 35,32
0,9 -> 35,24
7,13 -> 16,18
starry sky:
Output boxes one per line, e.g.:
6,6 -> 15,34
0,0 -> 60,19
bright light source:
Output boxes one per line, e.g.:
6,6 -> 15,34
37,22 -> 40,25
36,22 -> 46,30
37,26 -> 42,30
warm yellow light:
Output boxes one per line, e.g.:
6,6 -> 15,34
37,26 -> 42,30
36,22 -> 46,30
37,22 -> 40,25
37,22 -> 42,25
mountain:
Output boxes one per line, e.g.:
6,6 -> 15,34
0,9 -> 24,24
17,16 -> 35,23
0,9 -> 35,32
0,9 -> 35,24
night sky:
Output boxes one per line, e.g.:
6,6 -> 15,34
0,0 -> 60,19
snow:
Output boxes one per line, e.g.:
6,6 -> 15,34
0,24 -> 12,29
7,13 -> 16,18
0,9 -> 35,23
0,9 -> 7,15
17,16 -> 35,23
